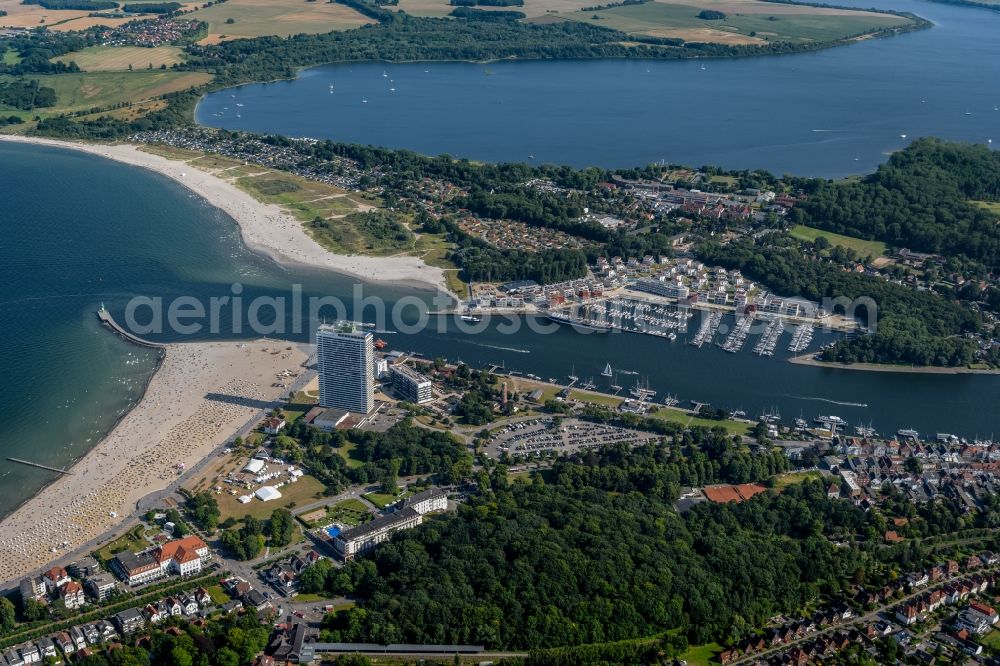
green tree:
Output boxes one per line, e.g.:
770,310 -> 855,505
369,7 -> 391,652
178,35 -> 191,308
267,509 -> 295,548
0,597 -> 16,634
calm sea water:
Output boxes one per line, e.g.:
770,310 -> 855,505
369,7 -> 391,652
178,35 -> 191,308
5,0 -> 1000,516
196,0 -> 1000,177
3,141 -> 1000,522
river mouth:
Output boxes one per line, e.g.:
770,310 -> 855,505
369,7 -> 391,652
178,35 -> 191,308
196,0 -> 1000,178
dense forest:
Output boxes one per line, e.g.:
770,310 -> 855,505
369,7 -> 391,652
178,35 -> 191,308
316,443 -> 874,649
791,139 -> 1000,272
22,0 -> 116,9
269,418 -> 472,491
0,79 -> 57,110
697,238 -> 981,366
173,12 -> 920,89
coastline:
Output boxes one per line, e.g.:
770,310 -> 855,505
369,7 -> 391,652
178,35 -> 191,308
0,135 -> 455,300
788,353 -> 1000,374
0,339 -> 309,585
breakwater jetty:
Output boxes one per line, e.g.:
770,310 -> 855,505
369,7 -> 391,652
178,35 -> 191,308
7,458 -> 72,475
97,305 -> 165,349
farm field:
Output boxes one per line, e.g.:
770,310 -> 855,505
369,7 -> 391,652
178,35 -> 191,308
0,0 -> 93,28
562,0 -> 912,44
0,70 -> 212,120
789,224 -> 888,258
184,0 -> 375,43
53,46 -> 186,72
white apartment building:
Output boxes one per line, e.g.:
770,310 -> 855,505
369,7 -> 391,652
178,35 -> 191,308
317,322 -> 374,414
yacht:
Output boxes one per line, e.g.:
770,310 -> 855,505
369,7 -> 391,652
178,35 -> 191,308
459,313 -> 482,323
568,365 -> 578,383
897,428 -> 920,440
815,415 -> 847,426
601,362 -> 613,377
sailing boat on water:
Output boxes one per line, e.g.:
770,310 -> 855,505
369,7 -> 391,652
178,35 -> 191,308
568,365 -> 578,383
601,362 -> 613,377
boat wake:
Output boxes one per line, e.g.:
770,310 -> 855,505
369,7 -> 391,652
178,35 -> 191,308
468,342 -> 531,354
784,395 -> 868,408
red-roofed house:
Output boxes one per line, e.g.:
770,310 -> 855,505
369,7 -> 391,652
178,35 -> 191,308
156,536 -> 210,576
60,581 -> 85,610
43,566 -> 70,593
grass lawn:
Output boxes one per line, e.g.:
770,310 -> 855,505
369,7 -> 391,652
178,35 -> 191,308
677,642 -> 723,666
214,475 -> 327,521
328,504 -> 371,527
647,407 -> 751,435
0,71 -> 212,120
282,390 -> 318,423
53,45 -> 185,72
2,49 -> 20,65
96,524 -> 149,561
363,492 -> 400,509
231,172 -> 411,256
789,224 -> 887,258
568,389 -> 624,408
204,584 -> 232,605
564,0 -> 910,44
773,470 -> 824,489
185,0 -> 374,43
981,629 -> 1000,651
291,592 -> 329,603
338,440 -> 365,469
974,201 -> 1000,215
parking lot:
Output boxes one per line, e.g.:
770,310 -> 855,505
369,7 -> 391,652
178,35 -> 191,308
485,417 -> 657,458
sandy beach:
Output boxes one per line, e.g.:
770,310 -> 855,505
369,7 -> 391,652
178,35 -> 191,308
0,135 -> 453,298
788,353 -> 1000,375
0,340 -> 307,584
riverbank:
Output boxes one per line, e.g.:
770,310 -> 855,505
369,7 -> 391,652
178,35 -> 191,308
788,353 -> 1000,374
0,339 -> 308,585
0,135 -> 454,299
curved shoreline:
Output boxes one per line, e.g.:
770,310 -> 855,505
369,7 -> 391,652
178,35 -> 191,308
0,135 -> 455,300
0,338 -> 310,587
788,353 -> 1000,374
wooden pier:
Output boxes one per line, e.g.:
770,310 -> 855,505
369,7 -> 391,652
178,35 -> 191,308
97,306 -> 165,349
8,457 -> 72,475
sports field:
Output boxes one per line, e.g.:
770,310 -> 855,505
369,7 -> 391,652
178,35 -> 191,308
53,46 -> 186,72
0,71 -> 212,119
184,0 -> 375,43
789,224 -> 887,258
564,0 -> 912,44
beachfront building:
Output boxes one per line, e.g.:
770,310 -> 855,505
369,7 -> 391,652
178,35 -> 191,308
84,574 -> 119,602
59,581 -> 86,610
155,535 -> 211,576
404,488 -> 448,515
333,507 -> 422,561
111,552 -> 163,587
42,567 -> 70,593
317,321 -> 374,414
390,364 -> 433,404
19,576 -> 46,604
